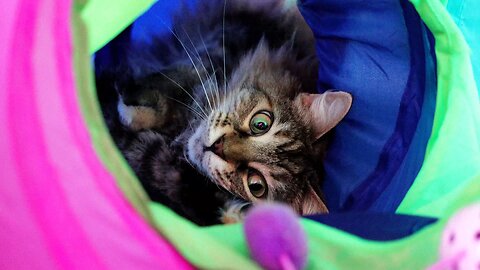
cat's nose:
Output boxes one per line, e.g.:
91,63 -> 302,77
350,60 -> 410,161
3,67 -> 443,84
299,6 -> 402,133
212,136 -> 225,160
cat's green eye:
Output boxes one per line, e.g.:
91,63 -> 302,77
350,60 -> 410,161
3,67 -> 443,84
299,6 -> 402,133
249,111 -> 273,135
247,172 -> 267,198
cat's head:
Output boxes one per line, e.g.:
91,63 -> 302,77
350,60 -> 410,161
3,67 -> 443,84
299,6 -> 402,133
186,43 -> 352,215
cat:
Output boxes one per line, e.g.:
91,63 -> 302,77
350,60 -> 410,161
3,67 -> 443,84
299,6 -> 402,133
95,0 -> 352,225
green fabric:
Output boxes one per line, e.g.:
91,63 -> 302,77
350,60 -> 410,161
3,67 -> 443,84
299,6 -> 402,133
76,0 -> 480,269
73,1 -> 156,223
79,0 -> 155,53
203,217 -> 442,269
150,203 -> 261,269
397,0 -> 480,217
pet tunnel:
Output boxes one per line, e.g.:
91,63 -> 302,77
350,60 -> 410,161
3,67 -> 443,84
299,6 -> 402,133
1,0 -> 479,269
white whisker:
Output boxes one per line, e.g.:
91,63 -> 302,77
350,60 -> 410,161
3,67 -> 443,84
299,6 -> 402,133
158,71 -> 208,118
181,27 -> 218,110
222,0 -> 228,97
198,29 -> 221,109
182,149 -> 196,170
160,21 -> 214,113
165,96 -> 206,120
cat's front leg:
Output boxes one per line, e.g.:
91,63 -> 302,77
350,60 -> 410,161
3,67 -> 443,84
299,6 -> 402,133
219,199 -> 251,224
117,95 -> 168,131
116,71 -> 195,136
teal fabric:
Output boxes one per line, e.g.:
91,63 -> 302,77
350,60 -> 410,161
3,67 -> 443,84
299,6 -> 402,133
447,0 -> 480,94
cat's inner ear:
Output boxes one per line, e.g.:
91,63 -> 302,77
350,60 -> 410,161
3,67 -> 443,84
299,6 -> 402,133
300,184 -> 328,215
295,91 -> 352,140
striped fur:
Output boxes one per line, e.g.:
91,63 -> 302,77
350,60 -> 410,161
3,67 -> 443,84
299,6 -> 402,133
96,0 -> 351,224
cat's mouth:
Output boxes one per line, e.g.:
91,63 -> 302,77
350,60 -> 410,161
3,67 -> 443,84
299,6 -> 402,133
204,135 -> 225,160
201,135 -> 237,191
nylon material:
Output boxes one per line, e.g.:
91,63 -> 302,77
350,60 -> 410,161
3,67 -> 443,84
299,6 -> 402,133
0,0 -> 194,267
343,0 -> 427,211
149,203 -> 261,270
447,0 -> 480,95
73,5 -> 155,223
372,24 -> 437,212
398,0 -> 480,216
73,16 -> 192,269
40,0 -> 193,268
0,1 -> 57,269
130,1 -> 182,43
72,0 -> 480,269
6,0 -> 103,267
306,213 -> 436,241
204,214 -> 440,269
74,7 -> 195,270
298,219 -> 439,269
36,1 -> 114,267
36,0 -> 93,193
300,0 -> 418,210
80,0 -> 156,53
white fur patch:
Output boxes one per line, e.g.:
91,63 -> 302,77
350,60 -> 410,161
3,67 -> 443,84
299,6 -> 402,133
117,96 -> 160,130
117,97 -> 133,126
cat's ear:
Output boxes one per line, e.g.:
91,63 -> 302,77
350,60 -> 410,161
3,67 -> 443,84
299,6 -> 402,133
295,91 -> 352,140
301,184 -> 329,215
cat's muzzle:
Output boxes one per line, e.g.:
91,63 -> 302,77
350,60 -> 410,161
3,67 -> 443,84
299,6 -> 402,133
204,135 -> 225,160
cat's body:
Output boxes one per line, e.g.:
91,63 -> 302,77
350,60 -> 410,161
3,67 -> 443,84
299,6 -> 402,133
96,0 -> 352,225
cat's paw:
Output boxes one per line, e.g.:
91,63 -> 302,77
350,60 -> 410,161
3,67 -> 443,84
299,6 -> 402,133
117,96 -> 165,131
219,200 -> 251,224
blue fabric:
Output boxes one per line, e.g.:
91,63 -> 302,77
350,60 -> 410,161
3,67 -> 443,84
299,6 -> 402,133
130,1 -> 182,43
102,0 -> 439,215
372,25 -> 437,211
299,0 -> 436,211
306,213 -> 437,241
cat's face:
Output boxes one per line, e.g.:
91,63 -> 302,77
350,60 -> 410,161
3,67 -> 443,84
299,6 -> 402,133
186,44 -> 352,215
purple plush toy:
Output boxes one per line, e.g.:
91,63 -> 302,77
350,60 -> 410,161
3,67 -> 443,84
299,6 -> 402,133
244,203 -> 308,270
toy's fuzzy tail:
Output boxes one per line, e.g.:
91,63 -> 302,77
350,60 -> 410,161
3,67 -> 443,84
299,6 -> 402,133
279,253 -> 297,270
244,203 -> 308,270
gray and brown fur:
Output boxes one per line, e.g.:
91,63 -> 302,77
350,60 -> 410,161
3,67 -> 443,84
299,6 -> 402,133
95,0 -> 352,225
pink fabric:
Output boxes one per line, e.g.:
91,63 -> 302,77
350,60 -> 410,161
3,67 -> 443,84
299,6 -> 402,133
0,0 -> 192,269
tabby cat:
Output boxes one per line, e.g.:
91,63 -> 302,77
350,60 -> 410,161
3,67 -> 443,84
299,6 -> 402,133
95,0 -> 352,225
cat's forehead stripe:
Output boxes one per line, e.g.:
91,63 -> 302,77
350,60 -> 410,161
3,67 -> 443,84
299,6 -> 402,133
234,88 -> 270,123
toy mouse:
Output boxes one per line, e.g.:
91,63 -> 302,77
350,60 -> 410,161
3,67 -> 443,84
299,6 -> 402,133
244,203 -> 309,270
